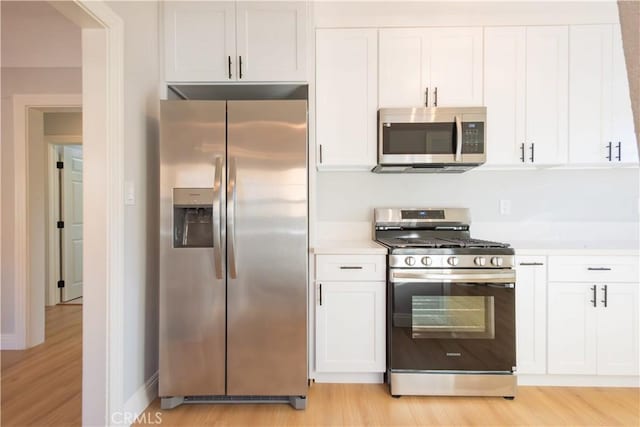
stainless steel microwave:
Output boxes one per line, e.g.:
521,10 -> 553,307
372,107 -> 486,173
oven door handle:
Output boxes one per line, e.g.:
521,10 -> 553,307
390,270 -> 516,284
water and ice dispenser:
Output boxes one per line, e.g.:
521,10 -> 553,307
173,188 -> 214,248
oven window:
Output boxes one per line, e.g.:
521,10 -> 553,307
383,122 -> 455,155
411,295 -> 495,339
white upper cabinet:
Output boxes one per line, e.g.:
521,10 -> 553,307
164,1 -> 307,82
569,25 -> 613,165
236,2 -> 307,82
316,29 -> 378,170
484,27 -> 526,166
525,26 -> 569,165
379,27 -> 482,108
164,1 -> 235,82
484,26 -> 568,166
569,24 -> 637,165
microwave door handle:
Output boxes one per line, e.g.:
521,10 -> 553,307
455,115 -> 462,162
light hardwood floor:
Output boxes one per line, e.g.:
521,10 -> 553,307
1,305 -> 81,427
140,384 -> 639,426
2,306 -> 639,426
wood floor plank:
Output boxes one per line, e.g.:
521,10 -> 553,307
138,383 -> 639,426
1,305 -> 82,427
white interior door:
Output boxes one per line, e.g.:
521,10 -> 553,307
62,145 -> 83,301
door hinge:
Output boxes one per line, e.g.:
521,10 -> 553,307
56,161 -> 64,169
57,280 -> 65,288
57,221 -> 65,229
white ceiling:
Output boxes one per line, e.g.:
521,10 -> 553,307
1,0 -> 81,68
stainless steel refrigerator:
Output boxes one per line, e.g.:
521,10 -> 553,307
159,100 -> 308,410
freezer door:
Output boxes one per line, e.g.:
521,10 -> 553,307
159,101 -> 227,397
226,100 -> 308,396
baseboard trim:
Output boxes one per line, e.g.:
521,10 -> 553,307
518,374 -> 640,387
313,372 -> 384,384
123,371 -> 159,421
0,333 -> 21,350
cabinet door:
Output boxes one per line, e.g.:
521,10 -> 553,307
547,283 -> 597,375
568,25 -> 613,164
164,1 -> 235,82
316,281 -> 385,372
525,26 -> 569,165
379,29 -> 429,108
515,257 -> 547,374
316,29 -> 378,170
235,2 -> 307,82
483,27 -> 526,166
611,25 -> 639,164
428,27 -> 483,107
597,283 -> 639,375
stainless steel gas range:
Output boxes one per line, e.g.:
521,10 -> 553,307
374,208 -> 517,399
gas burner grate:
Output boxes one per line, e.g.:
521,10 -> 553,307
377,237 -> 510,249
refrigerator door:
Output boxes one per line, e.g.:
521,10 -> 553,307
159,101 -> 227,397
226,100 -> 308,396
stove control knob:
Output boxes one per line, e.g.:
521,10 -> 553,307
421,256 -> 432,266
447,256 -> 459,266
405,256 -> 416,266
491,256 -> 504,267
474,256 -> 486,266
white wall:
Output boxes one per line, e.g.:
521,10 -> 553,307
316,168 -> 640,241
1,1 -> 81,68
1,68 -> 82,335
1,0 -> 161,413
105,0 -> 160,404
44,111 -> 82,135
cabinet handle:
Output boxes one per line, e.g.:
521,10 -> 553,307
590,285 -> 597,307
601,284 -> 608,308
319,283 -> 323,306
529,143 -> 535,163
520,143 -> 525,163
434,87 -> 438,107
228,56 -> 232,79
616,142 -> 621,161
425,87 -> 429,107
606,142 -> 612,161
340,266 -> 363,270
319,144 -> 323,164
239,56 -> 243,79
518,262 -> 544,266
587,267 -> 612,271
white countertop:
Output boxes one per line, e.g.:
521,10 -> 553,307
310,240 -> 388,255
512,240 -> 639,256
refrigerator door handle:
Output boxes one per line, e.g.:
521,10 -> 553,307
213,156 -> 223,279
228,157 -> 238,278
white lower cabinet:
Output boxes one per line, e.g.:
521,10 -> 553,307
315,281 -> 386,372
515,257 -> 547,374
548,282 -> 639,376
314,254 -> 386,374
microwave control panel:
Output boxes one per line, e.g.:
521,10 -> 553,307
461,122 -> 485,154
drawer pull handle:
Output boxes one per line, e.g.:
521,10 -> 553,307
519,262 -> 544,266
587,267 -> 612,271
340,266 -> 363,270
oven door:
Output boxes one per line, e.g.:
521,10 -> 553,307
389,269 -> 516,372
380,120 -> 459,165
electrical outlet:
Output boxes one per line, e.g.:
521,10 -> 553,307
499,199 -> 511,216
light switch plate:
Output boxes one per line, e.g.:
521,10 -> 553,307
124,181 -> 135,205
499,199 -> 511,216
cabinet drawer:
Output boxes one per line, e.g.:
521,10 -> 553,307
316,255 -> 386,281
548,256 -> 639,283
